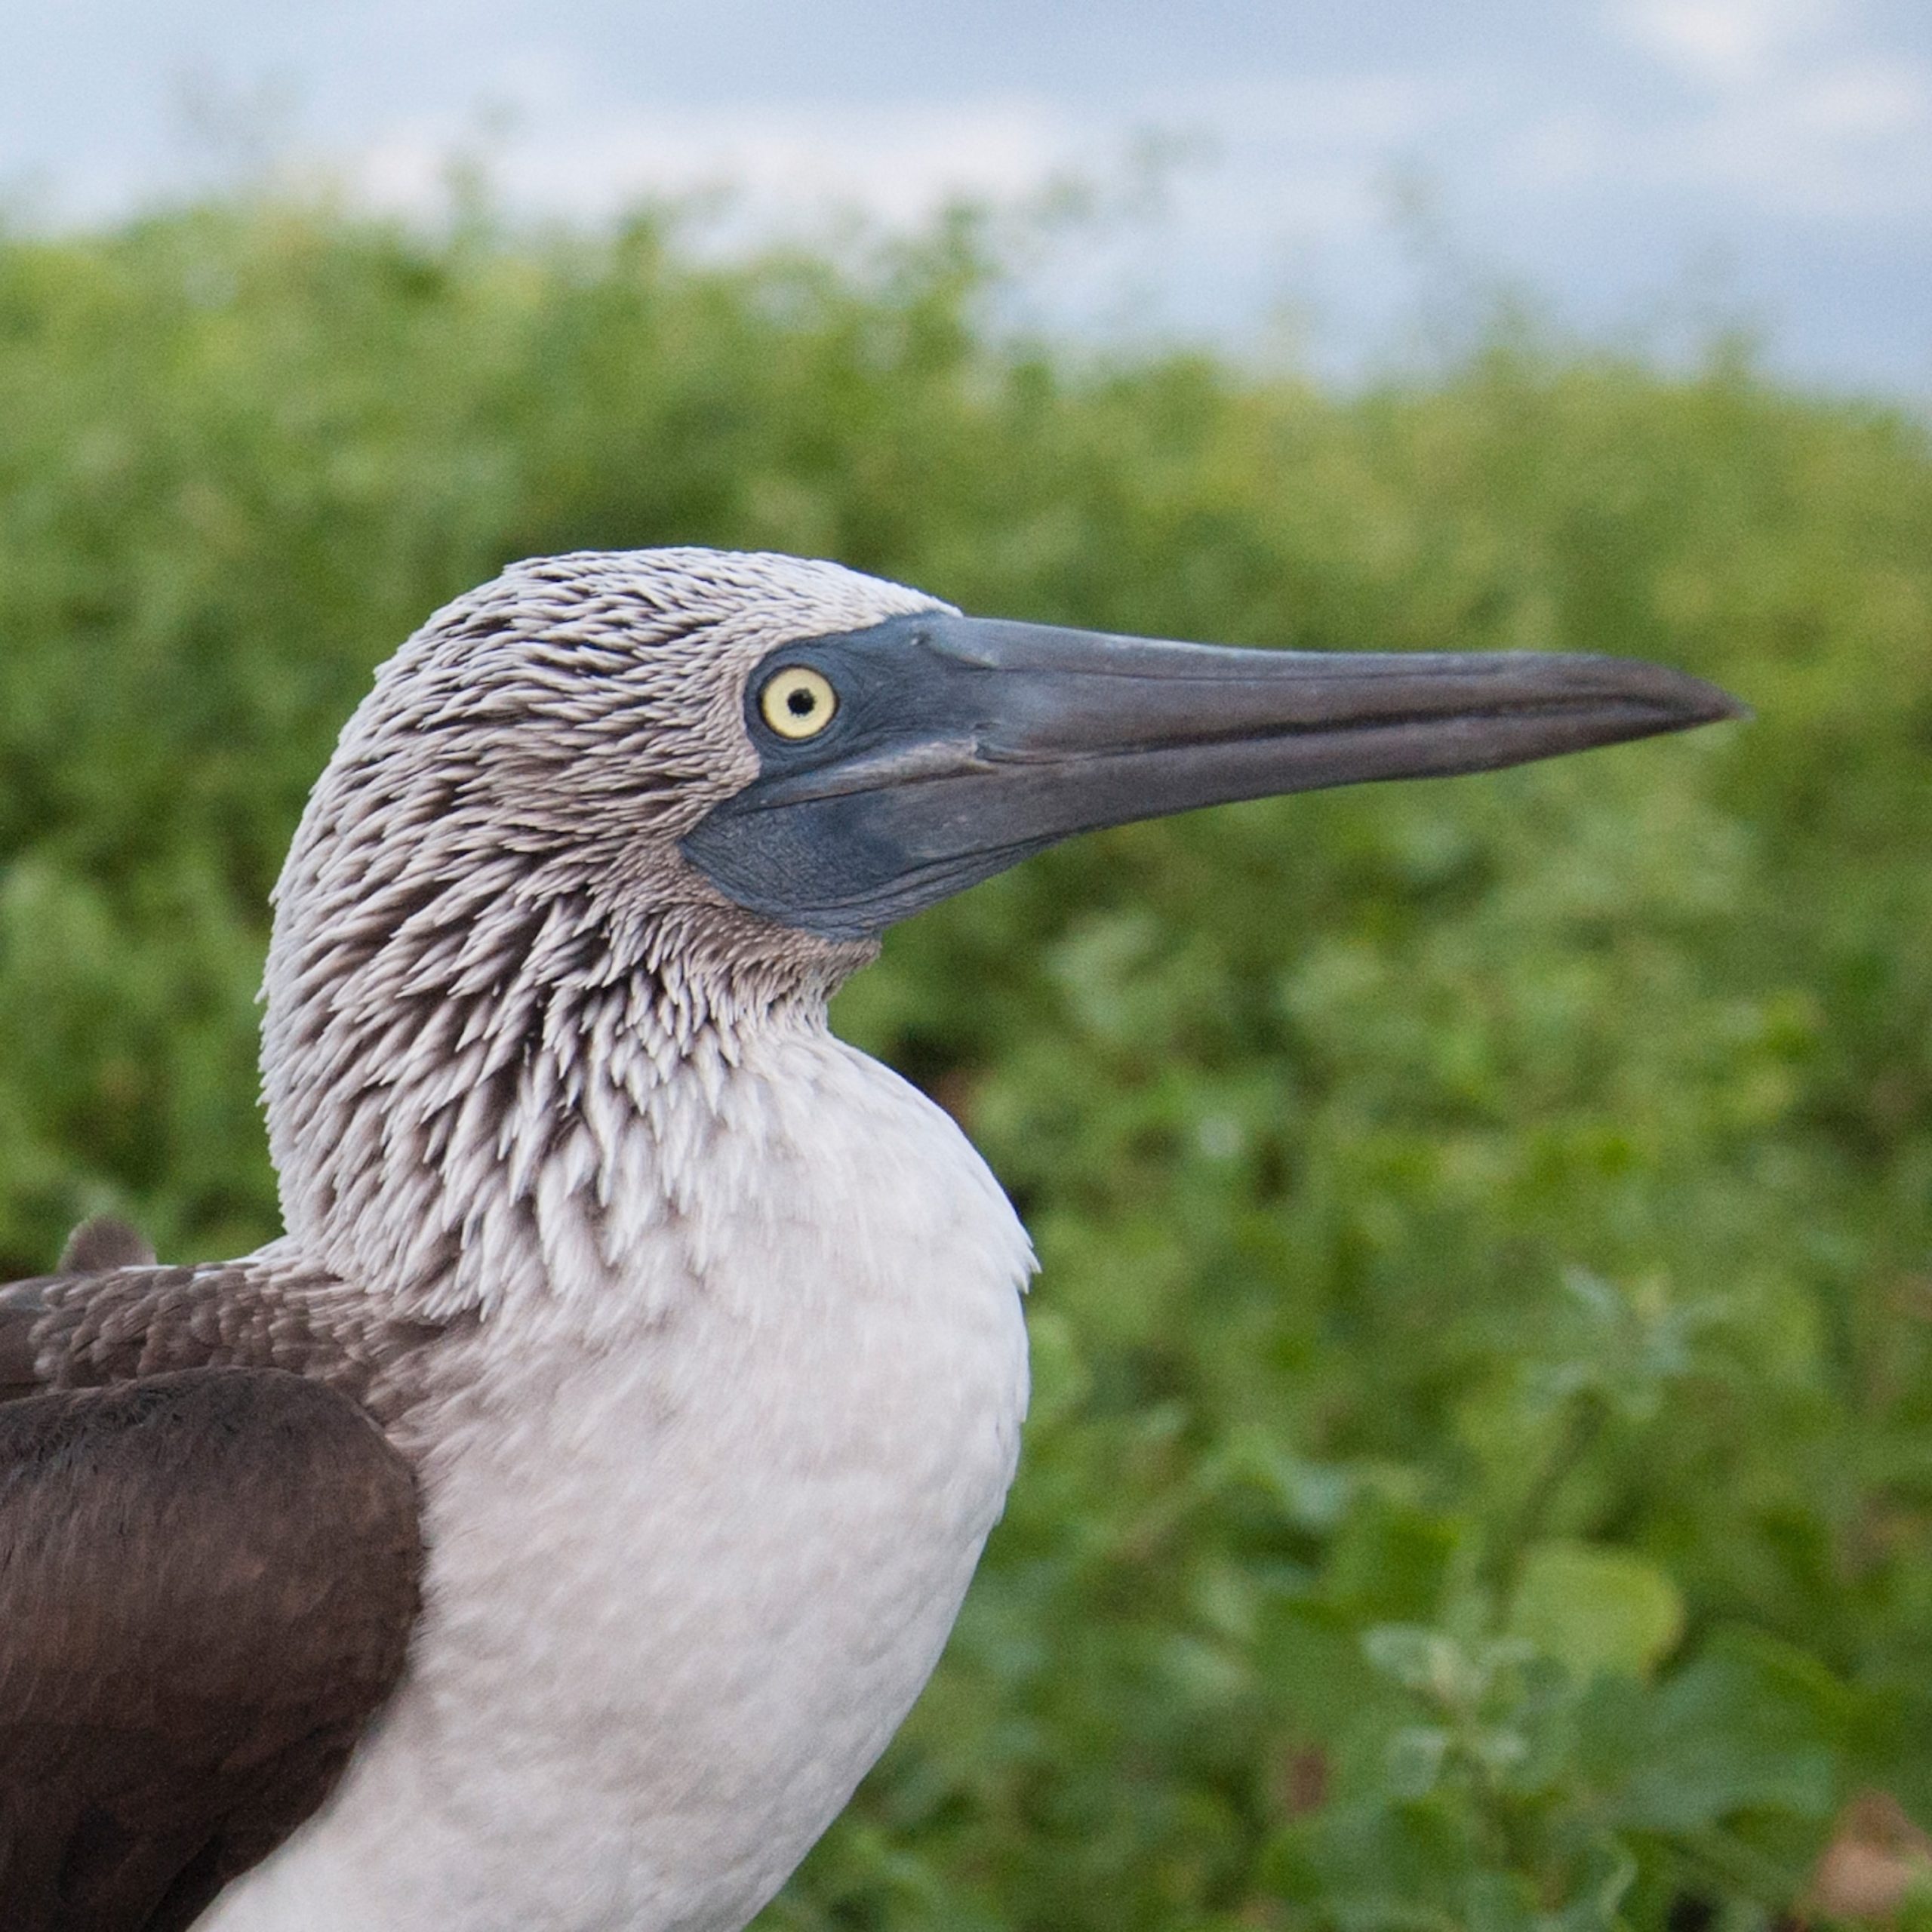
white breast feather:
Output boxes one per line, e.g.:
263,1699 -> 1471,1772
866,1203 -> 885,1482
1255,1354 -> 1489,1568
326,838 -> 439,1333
202,1029 -> 1034,1932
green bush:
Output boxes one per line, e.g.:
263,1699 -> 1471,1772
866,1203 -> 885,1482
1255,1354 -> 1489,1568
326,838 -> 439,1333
2,197 -> 1928,1929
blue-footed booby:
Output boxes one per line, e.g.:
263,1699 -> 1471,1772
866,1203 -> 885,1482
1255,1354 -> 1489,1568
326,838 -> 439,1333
0,549 -> 1741,1930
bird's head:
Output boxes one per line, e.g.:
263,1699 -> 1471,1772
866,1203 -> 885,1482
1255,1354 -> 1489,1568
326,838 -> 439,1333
263,546 -> 1740,1306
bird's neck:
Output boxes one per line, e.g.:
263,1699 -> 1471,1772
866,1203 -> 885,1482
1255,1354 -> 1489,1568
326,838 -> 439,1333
262,857 -> 853,1322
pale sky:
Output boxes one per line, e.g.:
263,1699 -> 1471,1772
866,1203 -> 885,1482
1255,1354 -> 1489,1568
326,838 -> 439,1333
3,0 -> 1927,391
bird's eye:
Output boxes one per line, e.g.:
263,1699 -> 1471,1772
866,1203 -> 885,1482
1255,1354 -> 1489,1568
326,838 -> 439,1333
758,666 -> 838,740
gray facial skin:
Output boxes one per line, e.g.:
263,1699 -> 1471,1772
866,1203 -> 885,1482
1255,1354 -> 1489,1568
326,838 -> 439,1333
681,611 -> 1744,942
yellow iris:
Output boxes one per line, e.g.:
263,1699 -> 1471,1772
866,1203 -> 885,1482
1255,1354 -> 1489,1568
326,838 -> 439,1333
758,666 -> 838,740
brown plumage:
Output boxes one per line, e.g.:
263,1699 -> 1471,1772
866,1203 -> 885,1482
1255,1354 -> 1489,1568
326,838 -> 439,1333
0,1236 -> 431,1931
0,1364 -> 420,1931
0,1257 -> 441,1426
57,1218 -> 157,1275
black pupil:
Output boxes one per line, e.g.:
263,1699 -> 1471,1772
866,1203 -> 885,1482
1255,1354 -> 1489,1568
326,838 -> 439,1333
787,688 -> 817,716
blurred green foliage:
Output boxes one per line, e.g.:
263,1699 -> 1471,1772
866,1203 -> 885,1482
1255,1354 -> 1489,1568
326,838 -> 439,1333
2,197 -> 1930,1930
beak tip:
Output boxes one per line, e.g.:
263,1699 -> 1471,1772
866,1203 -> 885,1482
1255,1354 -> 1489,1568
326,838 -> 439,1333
1684,677 -> 1752,728
1572,655 -> 1748,733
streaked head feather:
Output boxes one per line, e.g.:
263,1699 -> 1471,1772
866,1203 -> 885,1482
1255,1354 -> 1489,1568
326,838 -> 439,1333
262,549 -> 946,1316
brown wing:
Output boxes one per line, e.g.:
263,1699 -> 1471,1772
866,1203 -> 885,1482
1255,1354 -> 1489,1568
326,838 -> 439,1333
0,1248 -> 427,1931
0,1367 -> 423,1932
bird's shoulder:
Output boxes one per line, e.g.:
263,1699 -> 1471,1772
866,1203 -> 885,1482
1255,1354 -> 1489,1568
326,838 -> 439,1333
0,1220 -> 444,1426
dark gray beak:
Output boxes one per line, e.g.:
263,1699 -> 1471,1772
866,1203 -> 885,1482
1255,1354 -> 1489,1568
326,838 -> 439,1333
681,611 -> 1746,941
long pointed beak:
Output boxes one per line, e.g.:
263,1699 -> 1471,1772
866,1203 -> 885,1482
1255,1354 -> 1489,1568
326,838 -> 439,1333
682,612 -> 1745,941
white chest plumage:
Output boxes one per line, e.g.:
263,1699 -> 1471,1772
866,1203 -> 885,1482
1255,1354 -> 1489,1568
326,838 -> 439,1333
203,1034 -> 1034,1932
